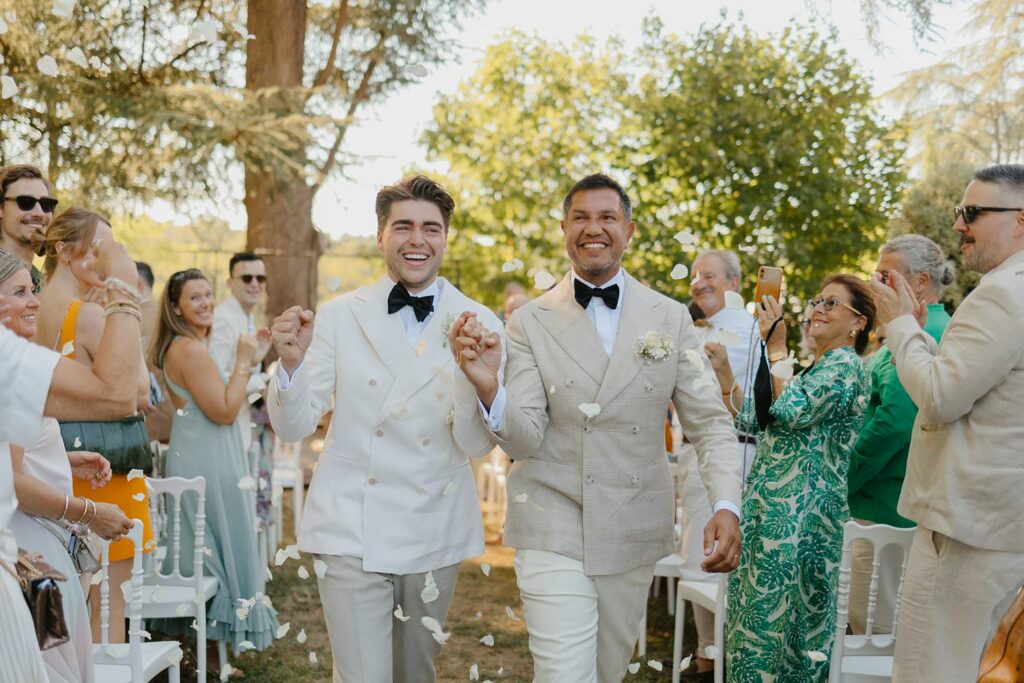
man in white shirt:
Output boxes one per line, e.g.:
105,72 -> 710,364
450,174 -> 742,682
678,248 -> 757,679
267,176 -> 501,682
209,252 -> 270,455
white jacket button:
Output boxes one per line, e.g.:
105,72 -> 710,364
375,429 -> 384,437
368,477 -> 377,485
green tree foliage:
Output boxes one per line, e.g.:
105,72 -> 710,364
424,18 -> 906,311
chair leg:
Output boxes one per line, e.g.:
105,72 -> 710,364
653,575 -> 662,599
218,640 -> 229,674
668,577 -> 675,616
197,612 -> 207,682
293,477 -> 304,539
637,604 -> 647,658
168,663 -> 181,683
672,593 -> 686,683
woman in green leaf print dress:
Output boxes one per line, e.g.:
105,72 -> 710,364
706,274 -> 874,682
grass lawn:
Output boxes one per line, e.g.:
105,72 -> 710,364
154,508 -> 694,681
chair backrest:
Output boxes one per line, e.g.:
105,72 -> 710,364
145,476 -> 207,591
273,434 -> 302,467
95,518 -> 146,682
829,521 -> 916,682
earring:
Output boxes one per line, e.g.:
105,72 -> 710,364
849,329 -> 857,337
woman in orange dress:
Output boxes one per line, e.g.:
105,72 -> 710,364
34,207 -> 154,643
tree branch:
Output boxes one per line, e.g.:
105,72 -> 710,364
313,0 -> 351,88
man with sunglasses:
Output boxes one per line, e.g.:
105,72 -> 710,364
209,252 -> 272,456
871,164 -> 1024,682
0,164 -> 57,293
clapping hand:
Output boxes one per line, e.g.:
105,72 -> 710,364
870,270 -> 926,327
271,306 -> 315,374
449,312 -> 501,407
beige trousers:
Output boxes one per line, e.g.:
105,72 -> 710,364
515,548 -> 655,683
892,527 -> 1024,682
315,554 -> 460,683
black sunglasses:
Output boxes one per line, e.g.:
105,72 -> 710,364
953,205 -> 1023,225
3,195 -> 59,213
238,274 -> 266,284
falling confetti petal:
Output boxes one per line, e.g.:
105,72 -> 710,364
176,409 -> 187,416
501,258 -> 524,273
470,663 -> 480,681
679,655 -> 692,670
297,566 -> 309,580
421,570 -> 440,603
127,469 -> 143,481
505,606 -> 520,621
480,563 -> 491,576
704,645 -> 720,659
648,659 -> 664,671
258,476 -> 268,491
670,264 -> 689,280
420,616 -> 450,645
131,493 -> 145,502
442,481 -> 456,496
533,270 -> 556,290
807,650 -> 827,662
37,55 -> 59,77
274,549 -> 288,566
61,340 -> 75,356
394,604 -> 411,622
513,493 -> 528,504
390,402 -> 408,420
247,392 -> 262,404
88,55 -> 101,69
627,662 -> 640,674
739,243 -> 757,253
480,634 -> 494,646
66,47 -> 87,68
1,75 -> 17,99
309,651 -> 318,664
673,230 -> 696,246
717,329 -> 740,346
578,402 -> 601,418
313,559 -> 327,579
235,606 -> 249,620
296,628 -> 307,644
275,623 -> 290,639
326,276 -> 341,292
725,291 -> 745,310
189,20 -> 219,43
52,0 -> 75,18
73,437 -> 82,448
237,475 -> 256,490
285,544 -> 301,560
219,664 -> 235,681
230,22 -> 255,40
238,640 -> 255,651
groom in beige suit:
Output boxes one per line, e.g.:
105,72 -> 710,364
452,174 -> 743,682
873,164 -> 1024,682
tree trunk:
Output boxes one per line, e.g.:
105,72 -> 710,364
244,0 -> 321,317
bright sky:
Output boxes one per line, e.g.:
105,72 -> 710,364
157,0 -> 967,237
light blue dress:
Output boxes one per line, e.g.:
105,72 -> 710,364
150,374 -> 278,650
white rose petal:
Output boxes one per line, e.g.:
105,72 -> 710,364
679,654 -> 692,670
61,340 -> 75,356
420,616 -> 450,645
421,570 -> 440,603
88,56 -> 102,69
230,22 -> 255,40
1,75 -> 17,99
807,650 -> 827,662
219,664 -> 235,681
673,230 -> 696,246
131,493 -> 145,502
297,566 -> 309,580
647,659 -> 663,671
480,634 -> 494,646
533,270 -> 556,290
175,409 -> 187,417
406,63 -> 429,78
275,622 -> 290,639
513,493 -> 528,504
52,0 -> 75,18
578,402 -> 601,418
480,563 -> 491,576
274,549 -> 288,566
326,276 -> 341,292
470,662 -> 480,680
37,55 -> 59,77
739,243 -> 757,253
238,640 -> 255,651
247,392 -> 262,404
505,605 -> 519,621
393,604 -> 411,622
390,402 -> 408,420
725,291 -> 745,310
126,469 -> 144,481
627,662 -> 640,674
73,437 -> 82,448
235,606 -> 249,620
237,475 -> 256,491
66,47 -> 88,68
258,476 -> 268,491
296,628 -> 307,644
549,385 -> 556,394
670,264 -> 689,280
285,544 -> 300,560
309,651 -> 318,664
474,611 -> 483,619
313,559 -> 327,579
704,645 -> 720,659
717,329 -> 740,346
442,481 -> 456,496
189,20 -> 219,43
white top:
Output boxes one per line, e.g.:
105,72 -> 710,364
707,305 -> 758,394
20,418 -> 73,496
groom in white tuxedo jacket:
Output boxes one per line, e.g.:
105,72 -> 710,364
267,176 -> 502,683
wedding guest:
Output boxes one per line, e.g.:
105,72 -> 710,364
33,207 -> 153,643
846,235 -> 953,635
708,274 -> 873,681
0,164 -> 56,292
149,268 -> 278,656
268,176 -> 500,682
1,252 -> 132,683
452,174 -> 742,682
0,236 -> 141,683
873,164 -> 1024,681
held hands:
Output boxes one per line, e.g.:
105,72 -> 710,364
870,270 -> 926,327
448,312 -> 501,406
701,509 -> 742,573
271,306 -> 315,374
68,451 -> 113,490
757,295 -> 787,354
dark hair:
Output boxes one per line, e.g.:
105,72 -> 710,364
150,268 -> 209,370
375,175 -> 455,231
974,164 -> 1024,192
229,252 -> 263,276
821,273 -> 876,355
135,261 -> 154,289
562,173 -> 632,221
0,164 -> 53,197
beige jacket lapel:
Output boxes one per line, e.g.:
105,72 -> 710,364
350,277 -> 411,381
534,274 -> 609,384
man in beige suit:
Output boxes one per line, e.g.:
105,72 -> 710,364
451,174 -> 742,682
872,164 -> 1024,682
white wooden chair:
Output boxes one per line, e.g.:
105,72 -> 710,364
139,476 -> 224,681
828,521 -> 916,683
475,447 -> 508,526
247,437 -> 273,568
637,553 -> 684,657
271,435 -> 305,541
93,518 -> 183,683
672,573 -> 727,683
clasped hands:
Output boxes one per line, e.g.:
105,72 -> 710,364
448,313 -> 502,408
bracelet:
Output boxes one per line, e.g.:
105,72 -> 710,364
58,495 -> 70,522
84,499 -> 98,527
103,301 -> 143,321
104,277 -> 143,304
721,382 -> 739,397
73,497 -> 90,524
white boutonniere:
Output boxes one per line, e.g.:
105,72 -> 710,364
440,312 -> 457,347
634,330 -> 675,362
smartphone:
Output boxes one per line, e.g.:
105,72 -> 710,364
753,266 -> 783,304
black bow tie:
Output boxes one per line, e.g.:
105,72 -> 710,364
387,283 -> 434,322
574,278 -> 620,310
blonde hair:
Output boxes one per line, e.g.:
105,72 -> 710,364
0,252 -> 29,286
150,269 -> 209,370
32,207 -> 109,280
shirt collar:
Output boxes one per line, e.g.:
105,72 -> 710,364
387,276 -> 441,301
571,268 -> 626,291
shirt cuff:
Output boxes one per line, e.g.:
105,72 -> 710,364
712,499 -> 741,520
478,385 -> 506,432
276,361 -> 303,391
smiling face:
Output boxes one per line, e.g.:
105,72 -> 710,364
0,268 -> 40,339
0,177 -> 53,249
377,199 -> 447,293
172,277 -> 215,333
228,258 -> 266,309
807,282 -> 865,353
955,180 -> 1024,274
691,253 -> 740,318
561,188 -> 635,286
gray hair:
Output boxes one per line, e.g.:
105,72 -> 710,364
881,234 -> 955,293
974,164 -> 1024,192
0,252 -> 29,286
698,249 -> 742,281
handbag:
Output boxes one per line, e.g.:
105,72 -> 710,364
0,550 -> 71,650
34,517 -> 100,575
58,414 -> 154,475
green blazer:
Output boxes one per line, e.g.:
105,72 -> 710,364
847,304 -> 950,527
